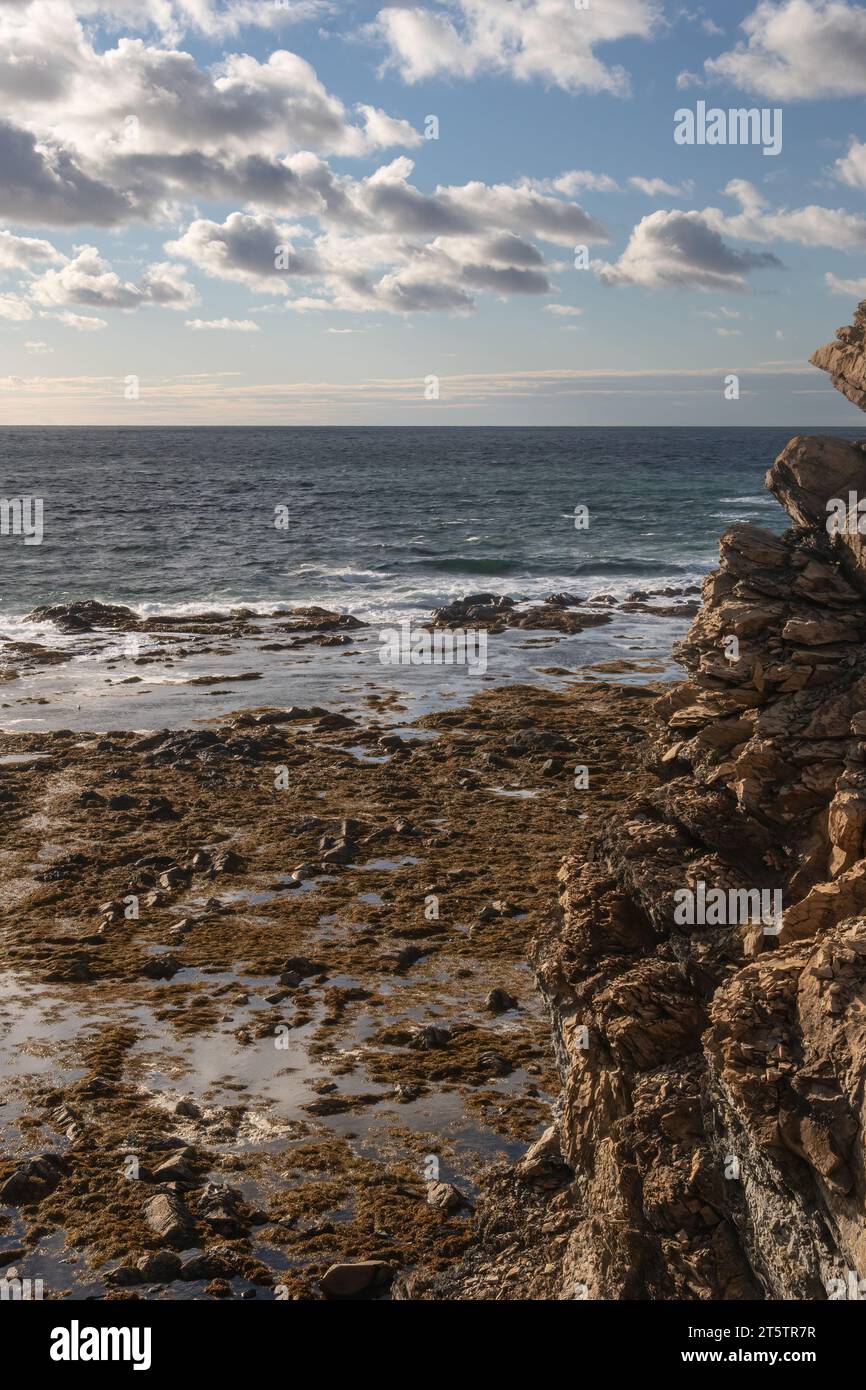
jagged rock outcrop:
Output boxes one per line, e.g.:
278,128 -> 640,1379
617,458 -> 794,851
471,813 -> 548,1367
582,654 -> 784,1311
811,304 -> 866,412
419,303 -> 866,1301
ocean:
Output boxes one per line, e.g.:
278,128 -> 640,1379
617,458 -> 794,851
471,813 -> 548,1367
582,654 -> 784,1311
0,426 -> 859,730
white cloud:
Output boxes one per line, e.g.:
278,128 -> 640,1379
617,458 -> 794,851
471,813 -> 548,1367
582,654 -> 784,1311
24,339 -> 52,352
30,245 -> 198,310
0,294 -> 33,321
834,136 -> 866,189
53,310 -> 108,329
185,317 -> 260,330
161,160 -> 612,315
629,176 -> 693,197
0,2 -> 420,231
166,212 -> 319,291
526,170 -> 621,195
691,0 -> 866,100
0,228 -> 61,271
544,304 -> 583,316
825,271 -> 866,295
67,1 -> 332,41
704,179 -> 866,250
0,119 -> 130,227
373,0 -> 661,94
434,177 -> 610,247
597,208 -> 782,290
0,12 -> 419,161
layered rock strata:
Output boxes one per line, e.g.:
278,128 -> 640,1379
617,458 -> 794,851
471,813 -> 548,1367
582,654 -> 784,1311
428,306 -> 866,1301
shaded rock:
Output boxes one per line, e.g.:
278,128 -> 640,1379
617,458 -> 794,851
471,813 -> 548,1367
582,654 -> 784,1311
141,953 -> 182,980
26,600 -> 138,633
506,729 -> 570,755
151,1155 -> 198,1185
409,1024 -> 450,1050
136,1251 -> 181,1281
158,867 -> 189,890
211,848 -> 244,875
432,593 -> 515,625
484,987 -> 518,1013
105,1264 -> 142,1287
0,1153 -> 64,1204
811,301 -> 866,412
143,1192 -> 195,1245
321,1261 -> 395,1299
544,592 -> 584,607
320,838 -> 358,865
426,1180 -> 469,1212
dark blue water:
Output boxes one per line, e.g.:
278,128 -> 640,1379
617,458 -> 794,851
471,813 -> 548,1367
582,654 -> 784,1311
1,425 -> 847,622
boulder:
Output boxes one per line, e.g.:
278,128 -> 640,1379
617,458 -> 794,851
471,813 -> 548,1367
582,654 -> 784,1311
143,1192 -> 196,1246
321,1261 -> 395,1299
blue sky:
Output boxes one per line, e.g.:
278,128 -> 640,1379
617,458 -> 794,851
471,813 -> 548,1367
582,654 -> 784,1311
1,0 -> 866,424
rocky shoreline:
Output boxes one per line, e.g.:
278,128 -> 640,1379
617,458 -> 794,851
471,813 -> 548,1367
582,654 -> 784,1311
0,667 -> 659,1299
6,309 -> 866,1302
410,306 -> 866,1301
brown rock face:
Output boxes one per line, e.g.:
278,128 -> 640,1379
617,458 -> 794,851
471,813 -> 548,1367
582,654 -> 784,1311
811,302 -> 866,412
439,303 -> 866,1301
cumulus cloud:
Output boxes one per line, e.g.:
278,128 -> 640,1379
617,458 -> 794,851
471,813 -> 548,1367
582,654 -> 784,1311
597,209 -> 782,290
704,179 -> 866,250
436,178 -> 610,247
0,6 -> 419,171
0,2 -> 420,230
157,154 -> 613,315
30,245 -> 198,310
166,212 -> 319,290
834,136 -> 866,189
0,120 -> 130,227
373,0 -> 661,94
0,228 -> 61,271
690,0 -> 866,100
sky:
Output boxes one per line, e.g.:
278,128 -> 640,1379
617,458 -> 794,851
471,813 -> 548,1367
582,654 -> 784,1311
1,0 -> 866,425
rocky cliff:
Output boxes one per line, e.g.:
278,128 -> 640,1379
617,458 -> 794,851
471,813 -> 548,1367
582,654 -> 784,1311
418,306 -> 866,1301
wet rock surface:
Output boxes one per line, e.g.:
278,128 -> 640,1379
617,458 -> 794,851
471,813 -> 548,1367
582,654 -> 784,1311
0,677 -> 655,1299
430,590 -> 690,636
